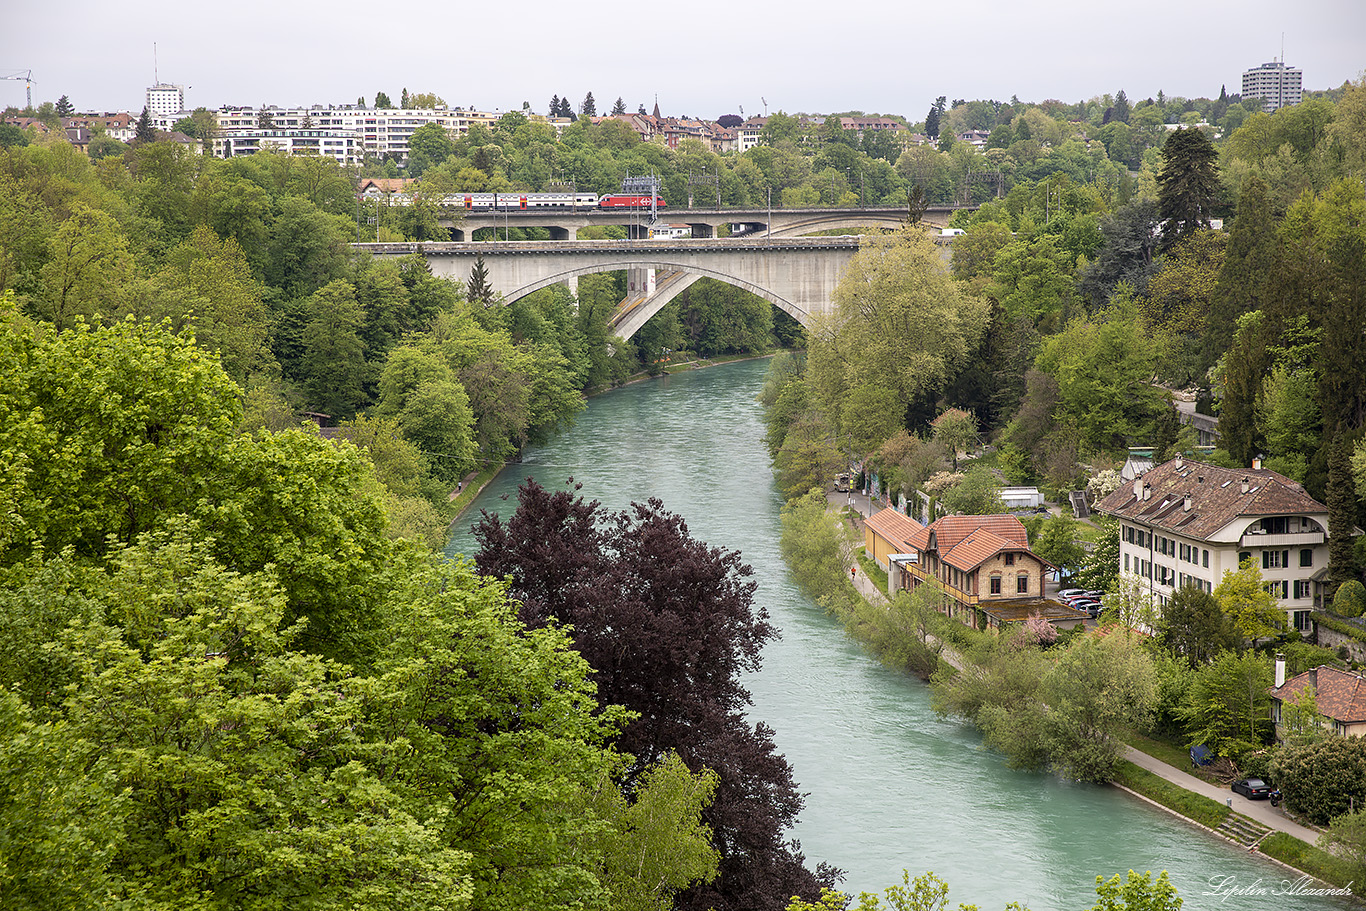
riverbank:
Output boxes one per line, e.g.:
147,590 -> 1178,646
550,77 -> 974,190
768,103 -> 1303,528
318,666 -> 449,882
446,350 -> 784,529
826,497 -> 1361,900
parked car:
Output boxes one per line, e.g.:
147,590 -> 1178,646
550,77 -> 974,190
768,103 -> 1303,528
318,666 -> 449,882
1057,589 -> 1088,601
1232,778 -> 1272,799
1071,599 -> 1102,618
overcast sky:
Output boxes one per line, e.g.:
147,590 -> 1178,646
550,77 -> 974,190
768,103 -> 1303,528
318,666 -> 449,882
4,1 -> 1362,119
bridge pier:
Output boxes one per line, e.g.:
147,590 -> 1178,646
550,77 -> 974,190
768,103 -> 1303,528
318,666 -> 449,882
627,266 -> 656,297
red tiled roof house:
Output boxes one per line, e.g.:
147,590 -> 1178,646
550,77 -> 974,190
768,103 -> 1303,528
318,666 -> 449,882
864,509 -> 1082,632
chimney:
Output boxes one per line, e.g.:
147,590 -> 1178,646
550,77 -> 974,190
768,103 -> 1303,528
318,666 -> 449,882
1183,493 -> 1192,512
1252,456 -> 1263,470
1134,478 -> 1143,499
1175,454 -> 1184,470
1241,477 -> 1250,494
1275,653 -> 1286,688
1143,482 -> 1151,501
1309,666 -> 1318,693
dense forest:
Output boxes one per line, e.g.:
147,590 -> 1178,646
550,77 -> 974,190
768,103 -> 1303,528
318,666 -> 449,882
2,75 -> 1366,908
759,79 -> 1366,579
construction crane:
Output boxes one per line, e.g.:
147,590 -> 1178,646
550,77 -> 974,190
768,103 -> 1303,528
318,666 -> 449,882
2,69 -> 35,108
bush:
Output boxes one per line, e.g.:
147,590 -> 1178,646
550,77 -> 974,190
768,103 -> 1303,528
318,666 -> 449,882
1270,736 -> 1366,825
1239,747 -> 1275,783
1333,580 -> 1366,618
1279,640 -> 1343,675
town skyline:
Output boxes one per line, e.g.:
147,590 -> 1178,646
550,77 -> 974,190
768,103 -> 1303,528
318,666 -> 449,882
4,0 -> 1362,118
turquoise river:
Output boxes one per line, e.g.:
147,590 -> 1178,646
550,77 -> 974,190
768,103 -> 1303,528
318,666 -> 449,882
447,357 -> 1355,911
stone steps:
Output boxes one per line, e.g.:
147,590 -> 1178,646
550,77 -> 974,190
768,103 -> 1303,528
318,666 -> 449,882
1218,811 -> 1272,846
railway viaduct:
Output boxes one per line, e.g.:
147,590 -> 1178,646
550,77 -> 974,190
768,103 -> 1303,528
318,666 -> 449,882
437,204 -> 960,240
358,207 -> 967,341
358,236 -> 866,340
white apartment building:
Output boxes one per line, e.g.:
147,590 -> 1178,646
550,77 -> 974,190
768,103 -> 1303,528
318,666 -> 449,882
212,128 -> 361,165
146,83 -> 185,118
1241,60 -> 1302,113
213,106 -> 500,163
1094,456 -> 1333,634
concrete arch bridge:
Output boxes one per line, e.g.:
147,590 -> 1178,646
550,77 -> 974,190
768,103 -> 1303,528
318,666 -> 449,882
360,236 -> 874,341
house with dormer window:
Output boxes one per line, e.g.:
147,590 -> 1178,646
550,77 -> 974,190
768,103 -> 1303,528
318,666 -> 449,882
1270,662 -> 1366,740
1093,456 -> 1337,633
865,510 -> 1084,631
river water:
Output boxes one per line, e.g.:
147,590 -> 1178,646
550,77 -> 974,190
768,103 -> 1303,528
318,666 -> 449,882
446,358 -> 1353,911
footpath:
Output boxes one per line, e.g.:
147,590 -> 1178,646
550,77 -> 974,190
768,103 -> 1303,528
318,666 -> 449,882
828,490 -> 1326,852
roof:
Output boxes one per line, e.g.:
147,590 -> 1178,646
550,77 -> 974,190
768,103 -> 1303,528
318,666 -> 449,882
1271,665 -> 1366,723
901,514 -> 1038,573
977,599 -> 1088,624
864,508 -> 924,552
358,177 -> 417,193
942,528 -> 1019,572
1093,456 -> 1328,541
920,514 -> 1028,552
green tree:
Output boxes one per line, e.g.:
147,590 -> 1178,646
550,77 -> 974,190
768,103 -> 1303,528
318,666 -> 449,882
1256,363 -> 1320,482
1204,176 -> 1276,367
1033,298 -> 1170,453
264,197 -> 352,300
154,225 -> 274,382
397,380 -> 478,483
299,279 -> 370,418
1319,808 -> 1366,889
1089,870 -> 1182,911
1036,633 -> 1157,781
406,122 -> 455,177
1074,518 -> 1119,594
134,105 -> 155,144
595,752 -> 720,911
984,233 -> 1078,332
931,408 -> 977,472
780,487 -> 859,608
1158,585 -> 1238,665
126,140 -> 197,245
1327,433 -> 1359,592
938,465 -> 1004,516
787,869 -> 1018,911
1156,127 -> 1220,250
812,230 -> 988,444
1178,650 -> 1272,757
774,411 -> 844,501
35,203 -> 132,328
1216,310 -> 1274,468
0,308 -> 241,564
1214,558 -> 1283,643
1033,514 -> 1084,579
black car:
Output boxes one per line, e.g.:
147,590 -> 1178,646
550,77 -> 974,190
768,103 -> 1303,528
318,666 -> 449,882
1232,777 -> 1272,799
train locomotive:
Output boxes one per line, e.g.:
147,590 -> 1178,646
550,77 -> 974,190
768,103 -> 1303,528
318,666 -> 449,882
448,192 -> 667,210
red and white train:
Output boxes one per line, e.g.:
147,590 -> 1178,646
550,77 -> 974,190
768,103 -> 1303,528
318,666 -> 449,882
445,192 -> 667,210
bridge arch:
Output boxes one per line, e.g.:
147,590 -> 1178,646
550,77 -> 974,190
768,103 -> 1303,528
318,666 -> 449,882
503,260 -> 809,342
767,211 -> 920,237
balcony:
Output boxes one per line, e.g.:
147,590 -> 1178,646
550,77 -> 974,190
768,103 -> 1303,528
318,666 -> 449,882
1238,531 -> 1325,548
